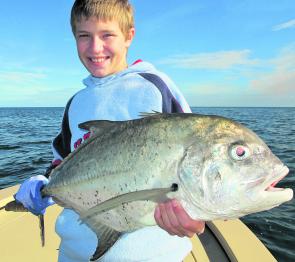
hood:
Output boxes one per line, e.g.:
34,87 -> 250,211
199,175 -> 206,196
83,61 -> 157,88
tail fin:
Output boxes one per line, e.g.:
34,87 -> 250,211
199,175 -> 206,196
0,200 -> 45,247
39,214 -> 45,247
1,200 -> 29,212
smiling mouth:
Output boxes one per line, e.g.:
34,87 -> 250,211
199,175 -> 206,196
90,57 -> 109,63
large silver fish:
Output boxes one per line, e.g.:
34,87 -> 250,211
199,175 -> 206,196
6,113 -> 294,260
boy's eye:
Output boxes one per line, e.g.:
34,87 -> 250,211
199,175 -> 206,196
78,34 -> 90,38
103,33 -> 115,39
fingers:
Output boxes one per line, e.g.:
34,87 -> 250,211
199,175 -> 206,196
154,199 -> 205,238
172,200 -> 205,236
156,202 -> 185,237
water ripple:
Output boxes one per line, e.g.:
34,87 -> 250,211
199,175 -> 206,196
0,145 -> 21,150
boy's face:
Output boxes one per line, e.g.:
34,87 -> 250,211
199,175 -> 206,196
75,17 -> 135,78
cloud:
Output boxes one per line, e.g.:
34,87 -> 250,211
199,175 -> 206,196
272,19 -> 295,31
183,82 -> 240,96
0,81 -> 79,107
251,70 -> 295,94
270,44 -> 295,69
180,82 -> 267,107
250,45 -> 295,95
161,44 -> 295,100
0,70 -> 46,84
160,50 -> 260,70
182,78 -> 294,107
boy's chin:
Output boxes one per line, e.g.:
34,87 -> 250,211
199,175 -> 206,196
90,68 -> 125,78
89,69 -> 109,78
91,72 -> 107,78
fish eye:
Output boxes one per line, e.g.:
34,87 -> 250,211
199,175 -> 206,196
230,145 -> 250,161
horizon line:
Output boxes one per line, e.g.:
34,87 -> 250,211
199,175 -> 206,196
0,106 -> 294,109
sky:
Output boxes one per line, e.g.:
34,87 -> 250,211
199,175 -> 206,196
0,0 -> 294,107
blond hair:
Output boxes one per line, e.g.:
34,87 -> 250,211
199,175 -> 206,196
71,0 -> 134,37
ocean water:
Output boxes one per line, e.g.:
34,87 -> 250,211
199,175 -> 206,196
0,107 -> 294,261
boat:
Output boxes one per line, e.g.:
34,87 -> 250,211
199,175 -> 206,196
0,185 -> 277,262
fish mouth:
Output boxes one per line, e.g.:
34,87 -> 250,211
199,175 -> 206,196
261,165 -> 293,205
264,165 -> 289,192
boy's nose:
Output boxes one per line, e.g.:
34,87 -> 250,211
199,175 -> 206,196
89,36 -> 104,53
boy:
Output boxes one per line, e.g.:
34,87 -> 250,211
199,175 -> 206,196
15,0 -> 205,261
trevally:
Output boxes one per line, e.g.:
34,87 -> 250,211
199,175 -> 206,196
3,113 -> 294,260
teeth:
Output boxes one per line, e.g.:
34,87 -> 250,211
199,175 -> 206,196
91,58 -> 106,63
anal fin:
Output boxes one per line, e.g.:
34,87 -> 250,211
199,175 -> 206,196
90,224 -> 120,261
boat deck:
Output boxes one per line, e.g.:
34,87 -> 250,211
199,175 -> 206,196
0,185 -> 276,262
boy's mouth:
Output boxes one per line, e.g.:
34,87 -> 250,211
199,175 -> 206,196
90,56 -> 110,64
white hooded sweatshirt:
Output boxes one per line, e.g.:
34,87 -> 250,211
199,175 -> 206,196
52,61 -> 192,262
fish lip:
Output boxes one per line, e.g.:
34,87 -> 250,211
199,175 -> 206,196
264,165 -> 289,192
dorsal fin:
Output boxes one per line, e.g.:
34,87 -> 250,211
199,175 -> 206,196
78,120 -> 121,135
139,111 -> 162,118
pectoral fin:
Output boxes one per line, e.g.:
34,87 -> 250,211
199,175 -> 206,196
80,184 -> 178,223
90,224 -> 120,261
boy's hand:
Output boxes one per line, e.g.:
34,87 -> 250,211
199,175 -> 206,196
154,199 -> 205,238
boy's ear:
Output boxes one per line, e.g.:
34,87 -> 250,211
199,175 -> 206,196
125,27 -> 135,47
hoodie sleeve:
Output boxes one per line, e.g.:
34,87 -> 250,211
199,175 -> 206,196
138,72 -> 191,114
44,97 -> 74,177
158,72 -> 192,113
